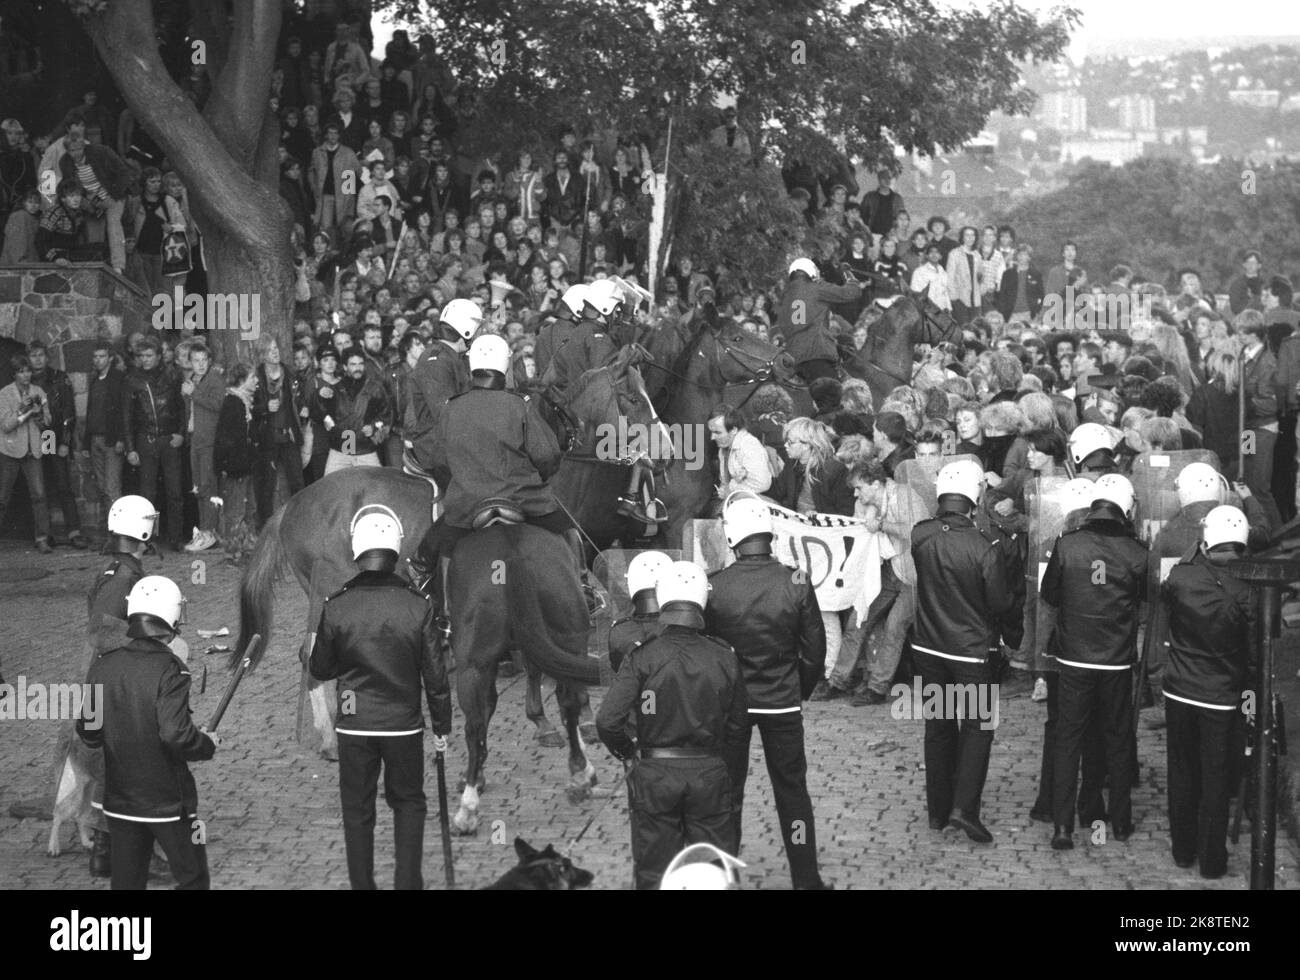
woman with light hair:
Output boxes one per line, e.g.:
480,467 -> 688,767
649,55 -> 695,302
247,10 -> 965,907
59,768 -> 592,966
986,393 -> 1054,512
1137,415 -> 1182,452
1151,322 -> 1198,393
1185,350 -> 1244,476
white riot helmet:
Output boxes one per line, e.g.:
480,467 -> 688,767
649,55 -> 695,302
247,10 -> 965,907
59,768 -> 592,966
626,551 -> 672,597
1061,478 -> 1098,516
1176,462 -> 1227,508
440,297 -> 484,341
1069,422 -> 1115,467
659,843 -> 747,890
656,560 -> 710,610
788,257 -> 820,280
1091,473 -> 1135,518
107,494 -> 159,542
559,283 -> 589,318
584,278 -> 623,319
349,505 -> 404,560
935,459 -> 984,507
1203,505 -> 1249,550
126,576 -> 186,630
722,496 -> 774,548
468,334 -> 511,375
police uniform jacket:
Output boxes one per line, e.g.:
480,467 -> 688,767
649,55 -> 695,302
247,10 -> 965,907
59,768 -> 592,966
310,570 -> 452,736
544,316 -> 617,391
608,612 -> 661,674
77,636 -> 214,821
406,341 -> 469,464
705,556 -> 826,710
911,511 -> 1015,663
776,279 -> 861,364
430,386 -> 562,528
1162,551 -> 1254,710
87,552 -> 143,630
1040,514 -> 1149,670
595,623 -> 748,761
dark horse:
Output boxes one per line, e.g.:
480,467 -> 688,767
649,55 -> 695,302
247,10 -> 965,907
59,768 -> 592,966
232,348 -> 657,771
840,294 -> 962,408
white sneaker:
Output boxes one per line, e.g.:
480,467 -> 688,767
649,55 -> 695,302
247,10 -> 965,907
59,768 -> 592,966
182,527 -> 202,552
196,530 -> 219,551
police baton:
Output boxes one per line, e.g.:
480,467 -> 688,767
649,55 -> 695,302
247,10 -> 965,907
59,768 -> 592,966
435,742 -> 455,888
205,634 -> 261,732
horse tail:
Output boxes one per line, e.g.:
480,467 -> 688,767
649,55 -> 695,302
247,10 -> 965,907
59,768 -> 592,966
232,506 -> 289,671
507,531 -> 603,688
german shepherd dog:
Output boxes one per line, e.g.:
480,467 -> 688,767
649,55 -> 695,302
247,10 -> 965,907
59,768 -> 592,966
47,723 -> 100,857
482,838 -> 594,890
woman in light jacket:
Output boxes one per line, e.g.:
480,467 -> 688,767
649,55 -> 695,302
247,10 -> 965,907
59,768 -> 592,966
946,225 -> 983,325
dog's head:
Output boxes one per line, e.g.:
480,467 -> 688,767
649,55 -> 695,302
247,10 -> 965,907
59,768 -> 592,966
512,838 -> 594,890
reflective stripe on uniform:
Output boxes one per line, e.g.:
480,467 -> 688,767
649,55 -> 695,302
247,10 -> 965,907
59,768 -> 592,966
911,642 -> 982,664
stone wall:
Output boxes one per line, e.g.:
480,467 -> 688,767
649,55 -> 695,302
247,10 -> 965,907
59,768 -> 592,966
0,263 -> 152,539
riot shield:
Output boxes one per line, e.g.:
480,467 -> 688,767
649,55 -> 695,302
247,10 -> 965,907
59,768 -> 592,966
1130,449 -> 1222,545
894,453 -> 982,522
1025,477 -> 1070,672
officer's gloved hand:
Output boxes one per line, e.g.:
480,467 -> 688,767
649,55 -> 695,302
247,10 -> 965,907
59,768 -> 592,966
432,734 -> 448,753
200,727 -> 222,749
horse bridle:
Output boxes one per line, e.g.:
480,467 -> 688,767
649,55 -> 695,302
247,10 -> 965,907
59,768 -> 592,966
862,296 -> 961,389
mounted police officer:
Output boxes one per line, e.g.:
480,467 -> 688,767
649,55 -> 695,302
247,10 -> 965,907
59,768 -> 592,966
1162,505 -> 1254,879
596,560 -> 748,889
534,283 -> 589,382
82,493 -> 157,877
1041,474 -> 1149,850
706,496 -> 829,889
77,576 -> 218,890
308,507 -> 451,890
406,298 -> 478,471
777,257 -> 864,382
911,459 -> 1017,843
608,551 -> 672,673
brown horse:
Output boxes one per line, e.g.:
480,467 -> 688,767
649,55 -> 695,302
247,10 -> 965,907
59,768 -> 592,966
232,347 -> 658,760
841,295 -> 961,409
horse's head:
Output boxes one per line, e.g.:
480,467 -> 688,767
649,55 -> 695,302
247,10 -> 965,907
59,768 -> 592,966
563,346 -> 671,472
693,303 -> 797,387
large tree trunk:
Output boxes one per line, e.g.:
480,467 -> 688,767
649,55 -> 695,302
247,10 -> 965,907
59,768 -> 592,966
75,0 -> 293,368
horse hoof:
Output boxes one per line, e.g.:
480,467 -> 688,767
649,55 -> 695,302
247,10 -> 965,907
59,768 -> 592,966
537,730 -> 567,748
565,784 -> 591,805
578,722 -> 598,742
452,812 -> 479,835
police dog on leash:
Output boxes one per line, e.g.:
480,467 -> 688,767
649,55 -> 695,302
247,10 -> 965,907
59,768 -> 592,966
482,838 -> 594,890
46,725 -> 99,857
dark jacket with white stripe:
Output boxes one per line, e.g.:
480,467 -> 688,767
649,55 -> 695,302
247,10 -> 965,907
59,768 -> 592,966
77,637 -> 214,821
1041,514 -> 1149,669
911,511 -> 1015,663
705,556 -> 826,710
1162,551 -> 1254,709
310,570 -> 451,736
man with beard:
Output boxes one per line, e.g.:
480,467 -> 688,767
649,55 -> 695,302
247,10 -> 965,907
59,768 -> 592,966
322,348 -> 393,474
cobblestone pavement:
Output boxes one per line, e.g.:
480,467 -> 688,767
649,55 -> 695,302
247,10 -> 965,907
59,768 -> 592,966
1,540 -> 1297,890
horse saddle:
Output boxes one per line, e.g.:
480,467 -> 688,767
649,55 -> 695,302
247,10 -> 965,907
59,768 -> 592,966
472,497 -> 527,530
401,446 -> 444,525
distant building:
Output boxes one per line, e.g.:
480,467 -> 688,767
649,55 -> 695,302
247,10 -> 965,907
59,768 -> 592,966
1112,94 -> 1156,131
1158,126 -> 1208,147
1228,89 -> 1281,109
1038,91 -> 1088,134
1061,138 -> 1144,167
1090,127 -> 1158,143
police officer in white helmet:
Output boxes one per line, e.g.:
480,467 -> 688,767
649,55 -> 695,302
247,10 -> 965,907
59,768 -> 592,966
777,257 -> 864,382
596,560 -> 747,889
308,506 -> 452,889
77,575 -> 217,889
406,297 -> 480,471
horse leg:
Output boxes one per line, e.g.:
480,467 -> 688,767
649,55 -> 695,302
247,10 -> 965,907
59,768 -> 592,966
303,559 -> 338,761
557,682 -> 601,804
453,660 -> 495,835
525,660 -> 566,748
577,688 -> 598,743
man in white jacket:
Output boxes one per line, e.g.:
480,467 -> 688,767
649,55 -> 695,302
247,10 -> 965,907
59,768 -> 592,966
708,405 -> 772,513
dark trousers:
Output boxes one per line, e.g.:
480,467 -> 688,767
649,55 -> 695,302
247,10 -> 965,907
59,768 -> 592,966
107,814 -> 209,890
1052,666 -> 1134,832
723,711 -> 822,889
255,440 -> 304,527
1273,414 -> 1298,525
628,756 -> 733,890
916,651 -> 996,823
338,731 -> 426,890
384,432 -> 406,469
307,450 -> 330,484
1243,427 -> 1281,531
796,358 -> 838,383
40,451 -> 81,534
1033,671 -> 1106,820
1166,698 -> 1235,877
0,452 -> 51,540
136,436 -> 184,545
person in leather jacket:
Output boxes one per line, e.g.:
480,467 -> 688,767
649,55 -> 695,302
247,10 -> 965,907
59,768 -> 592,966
911,459 -> 1016,844
123,337 -> 185,549
308,509 -> 451,890
27,341 -> 86,548
706,496 -> 829,890
1161,505 -> 1255,879
596,561 -> 748,889
77,576 -> 217,890
1041,474 -> 1149,850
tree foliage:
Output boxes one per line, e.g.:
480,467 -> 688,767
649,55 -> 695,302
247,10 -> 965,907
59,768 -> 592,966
1003,157 -> 1300,289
